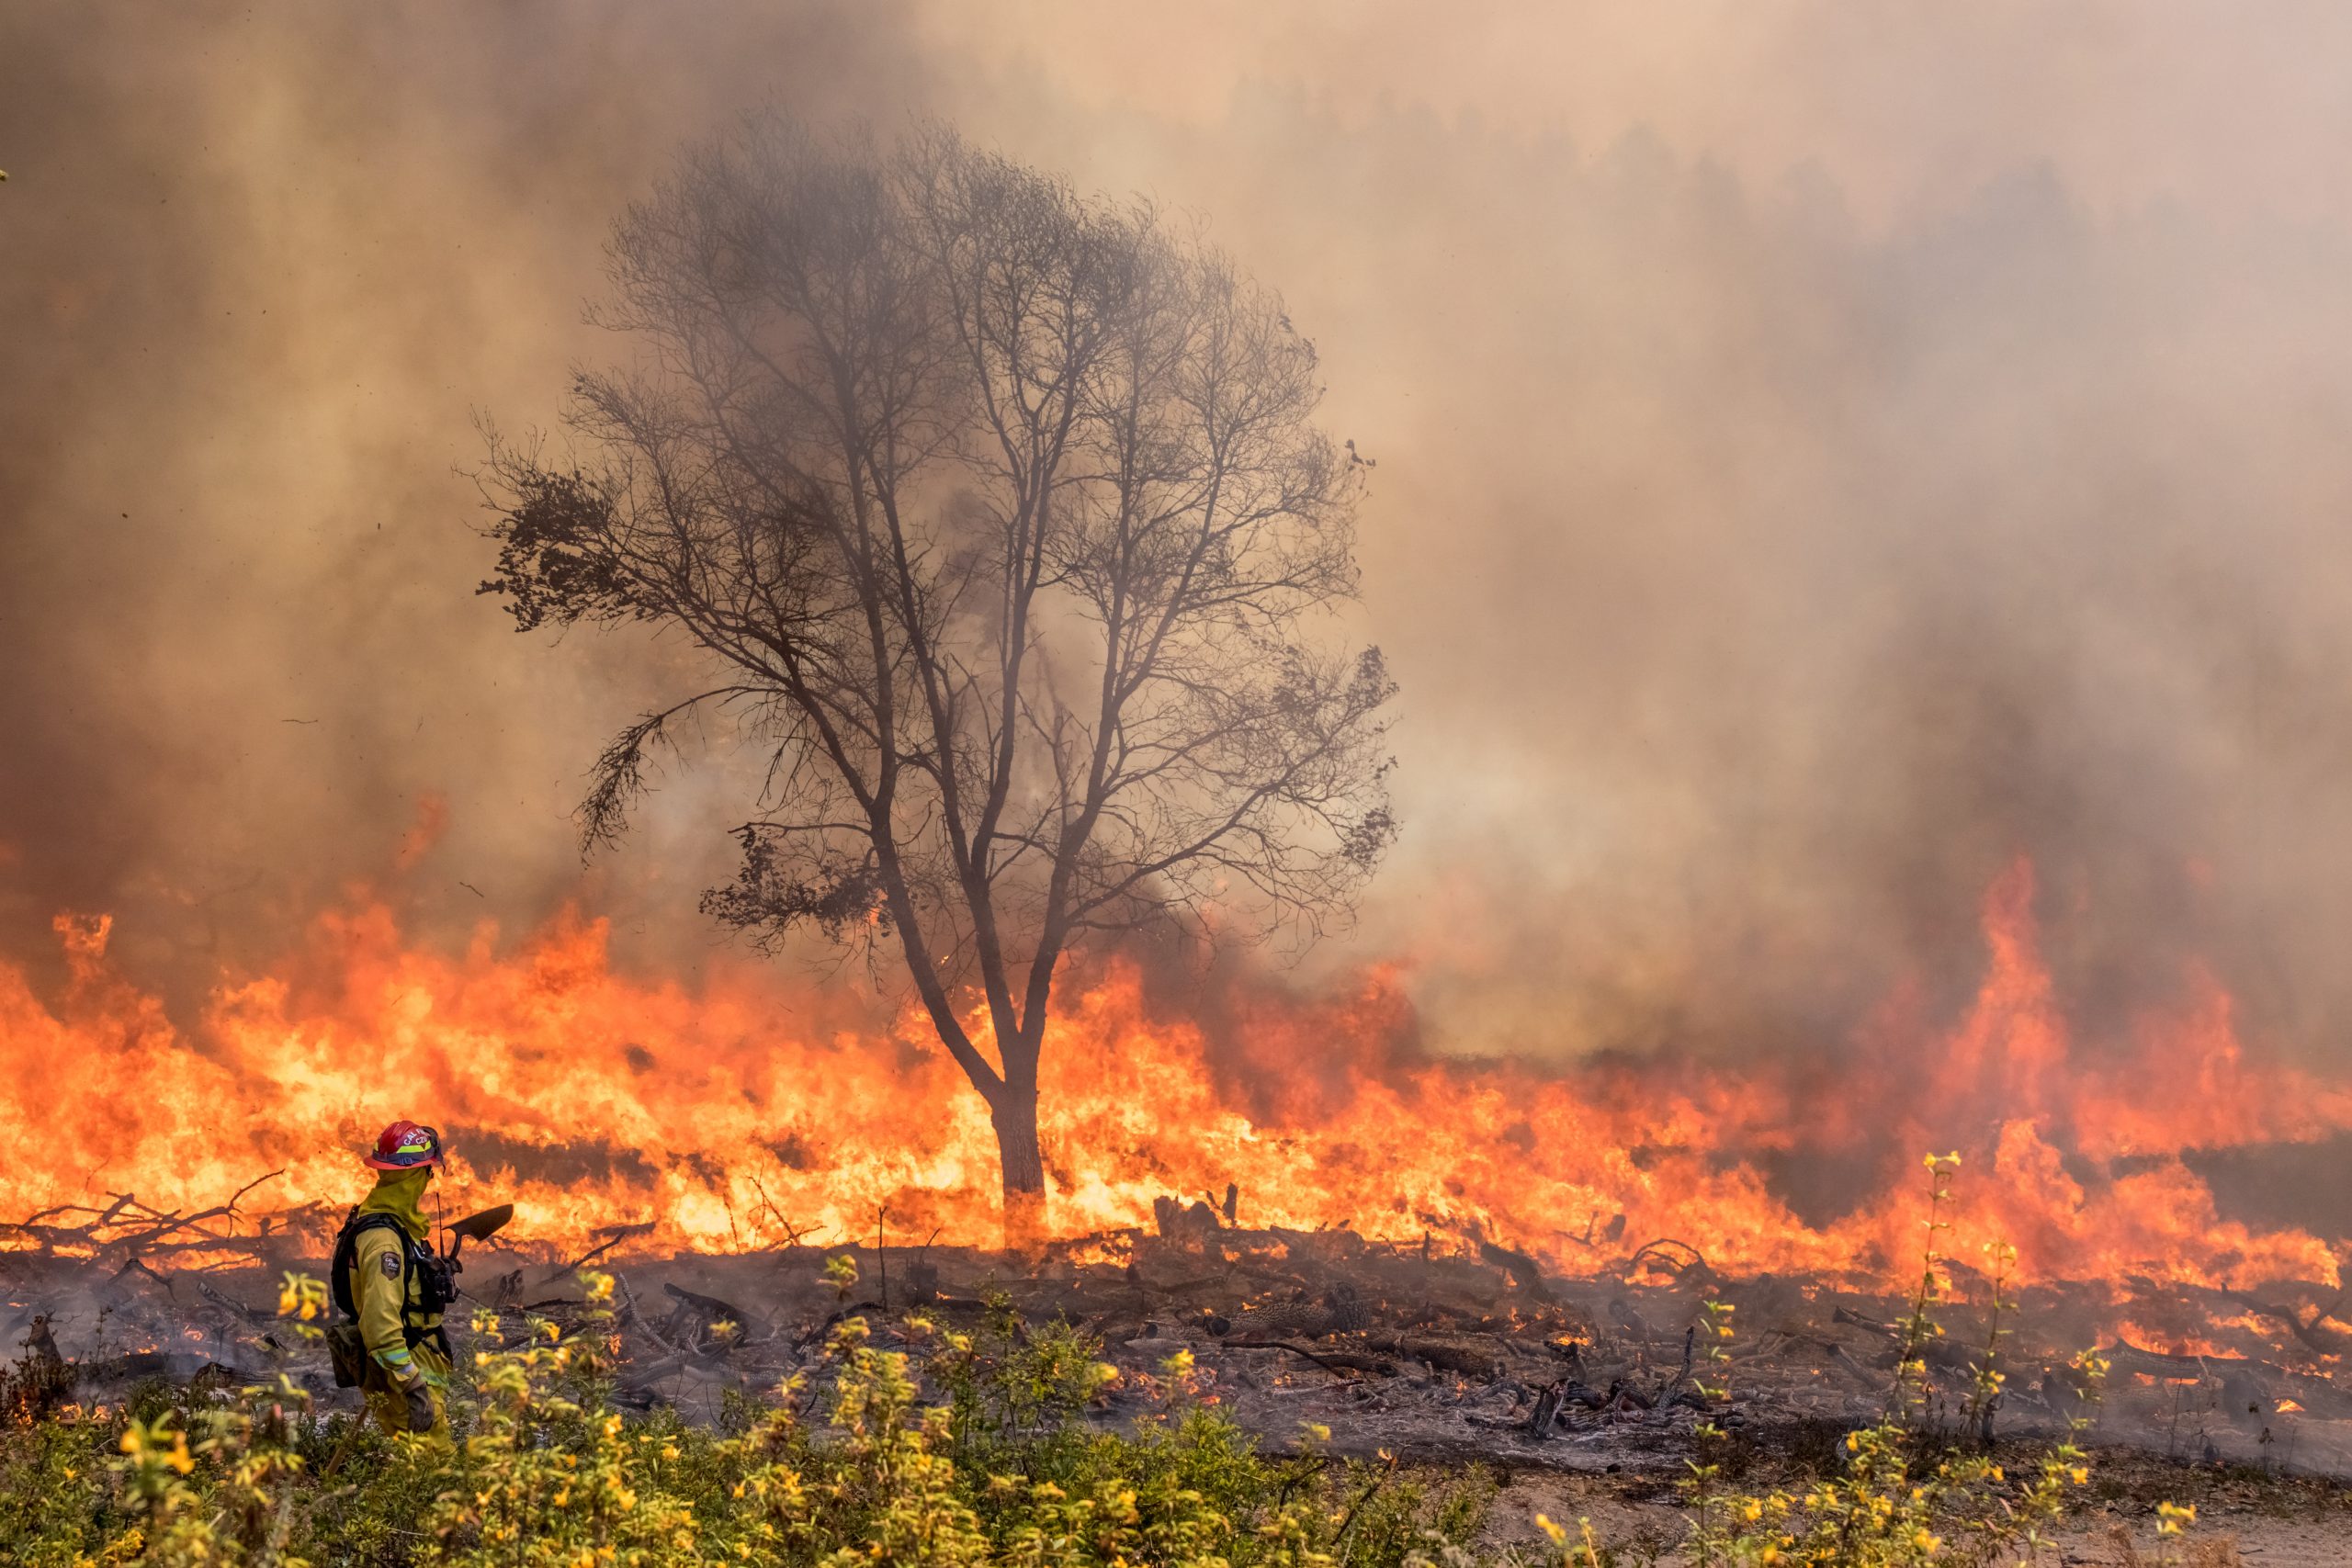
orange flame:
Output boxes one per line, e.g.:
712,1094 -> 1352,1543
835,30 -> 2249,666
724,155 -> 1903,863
1,858 -> 2345,1290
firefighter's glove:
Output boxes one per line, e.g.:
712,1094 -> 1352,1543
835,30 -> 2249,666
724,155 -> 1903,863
401,1380 -> 436,1433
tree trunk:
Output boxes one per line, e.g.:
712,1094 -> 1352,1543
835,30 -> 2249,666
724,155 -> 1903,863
991,1089 -> 1046,1248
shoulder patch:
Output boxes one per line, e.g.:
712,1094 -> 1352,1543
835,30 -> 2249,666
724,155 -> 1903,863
379,1252 -> 402,1280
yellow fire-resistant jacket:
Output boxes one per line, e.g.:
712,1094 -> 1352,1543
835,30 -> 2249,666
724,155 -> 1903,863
345,1168 -> 446,1388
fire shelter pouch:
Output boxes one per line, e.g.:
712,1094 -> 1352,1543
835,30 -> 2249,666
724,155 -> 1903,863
325,1323 -> 368,1389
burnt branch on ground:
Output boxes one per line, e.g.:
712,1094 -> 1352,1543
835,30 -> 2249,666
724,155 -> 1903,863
8,1200 -> 2352,1477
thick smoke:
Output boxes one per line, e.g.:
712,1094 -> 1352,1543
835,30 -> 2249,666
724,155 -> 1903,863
9,2 -> 2352,1091
0,3 -> 942,1005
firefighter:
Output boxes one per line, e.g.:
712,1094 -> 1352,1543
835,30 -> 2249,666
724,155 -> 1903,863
331,1120 -> 456,1446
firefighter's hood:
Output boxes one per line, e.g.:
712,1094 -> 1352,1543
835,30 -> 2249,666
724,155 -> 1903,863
356,1167 -> 432,1242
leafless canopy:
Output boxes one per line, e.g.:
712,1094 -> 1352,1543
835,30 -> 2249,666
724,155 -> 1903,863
479,116 -> 1396,1197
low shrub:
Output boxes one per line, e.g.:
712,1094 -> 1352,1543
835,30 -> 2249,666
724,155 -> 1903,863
0,1275 -> 1494,1568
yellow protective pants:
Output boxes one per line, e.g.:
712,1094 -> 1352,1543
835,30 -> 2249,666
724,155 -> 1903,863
360,1339 -> 454,1450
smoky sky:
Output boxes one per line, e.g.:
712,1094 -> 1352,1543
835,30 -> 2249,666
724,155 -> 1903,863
9,2 -> 2352,1072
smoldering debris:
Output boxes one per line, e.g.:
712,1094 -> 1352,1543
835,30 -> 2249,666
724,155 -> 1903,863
8,1200 -> 2352,1479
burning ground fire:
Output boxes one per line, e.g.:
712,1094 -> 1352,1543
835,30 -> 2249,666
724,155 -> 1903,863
2,859 -> 2346,1298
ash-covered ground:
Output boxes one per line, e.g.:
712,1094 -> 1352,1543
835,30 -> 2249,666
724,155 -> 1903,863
12,1205 -> 2352,1483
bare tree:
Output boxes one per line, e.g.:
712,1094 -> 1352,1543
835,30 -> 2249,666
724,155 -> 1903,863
478,117 -> 1396,1231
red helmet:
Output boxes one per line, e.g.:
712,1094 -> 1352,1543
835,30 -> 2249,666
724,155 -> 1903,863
363,1120 -> 447,1171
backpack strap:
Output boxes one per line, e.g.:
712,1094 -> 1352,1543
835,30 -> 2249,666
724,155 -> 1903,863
330,1210 -> 413,1321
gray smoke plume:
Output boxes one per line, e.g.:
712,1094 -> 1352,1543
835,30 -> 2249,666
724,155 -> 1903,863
8,1 -> 2352,1093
